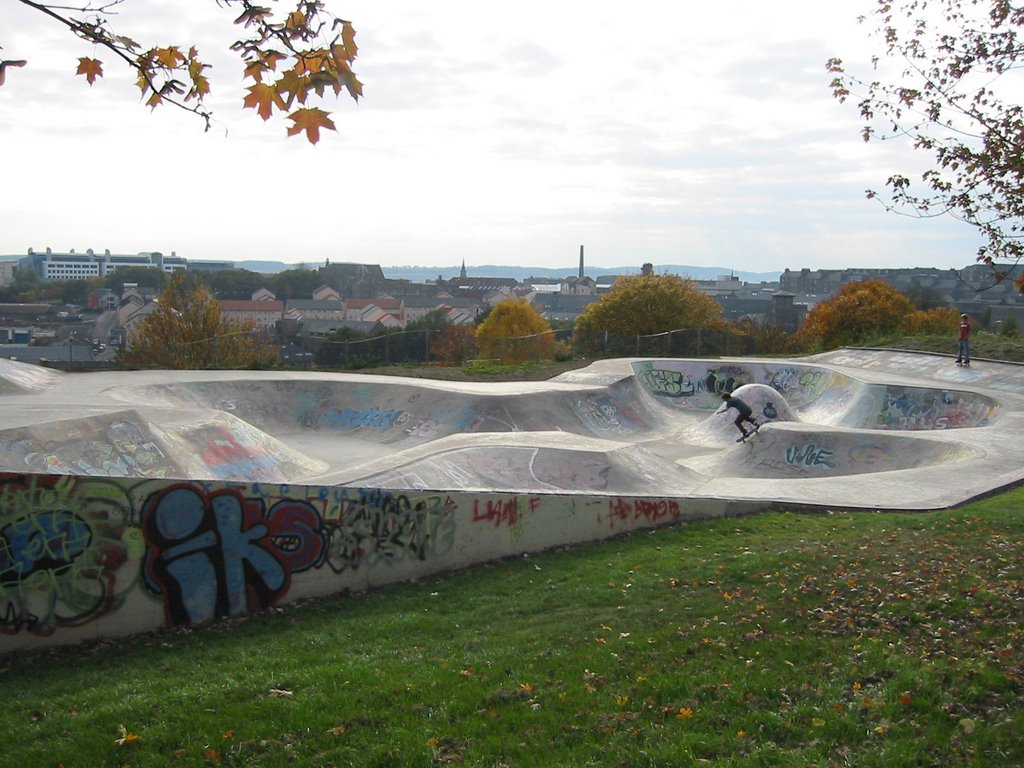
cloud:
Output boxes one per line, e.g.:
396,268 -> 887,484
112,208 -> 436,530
0,0 -> 989,273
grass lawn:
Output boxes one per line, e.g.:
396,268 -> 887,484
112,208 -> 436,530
3,489 -> 1023,767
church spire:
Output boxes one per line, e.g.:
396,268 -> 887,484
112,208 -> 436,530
459,259 -> 467,280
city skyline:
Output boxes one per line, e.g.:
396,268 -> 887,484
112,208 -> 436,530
3,1 -> 984,272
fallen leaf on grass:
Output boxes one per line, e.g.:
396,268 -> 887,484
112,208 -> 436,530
115,724 -> 140,746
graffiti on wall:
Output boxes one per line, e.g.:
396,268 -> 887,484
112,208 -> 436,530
141,483 -> 325,626
784,443 -> 837,470
0,475 -> 133,636
1,473 -> 704,652
574,395 -> 646,435
181,423 -> 289,482
321,488 -> 457,574
637,364 -> 751,408
877,388 -> 996,430
0,418 -> 175,478
764,367 -> 832,404
602,497 -> 681,530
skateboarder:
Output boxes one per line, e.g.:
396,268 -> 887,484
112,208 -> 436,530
717,392 -> 759,441
956,313 -> 971,367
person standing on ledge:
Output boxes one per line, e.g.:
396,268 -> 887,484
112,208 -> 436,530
717,392 -> 760,441
956,313 -> 971,367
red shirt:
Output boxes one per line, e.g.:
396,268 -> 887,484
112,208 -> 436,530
959,320 -> 971,340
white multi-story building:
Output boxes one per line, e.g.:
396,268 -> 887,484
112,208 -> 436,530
19,248 -> 188,280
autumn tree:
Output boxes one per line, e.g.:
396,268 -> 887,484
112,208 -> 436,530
795,279 -> 919,351
475,298 -> 553,364
3,0 -> 361,144
576,273 -> 724,336
828,1 -> 1024,285
119,272 -> 277,368
403,309 -> 476,364
911,306 -> 961,335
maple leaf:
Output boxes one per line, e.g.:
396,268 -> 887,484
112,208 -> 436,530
308,70 -> 341,98
274,70 -> 307,106
187,57 -> 211,100
243,82 -> 286,121
295,49 -> 331,77
154,47 -> 185,69
341,21 -> 358,58
76,57 -> 103,85
332,48 -> 363,99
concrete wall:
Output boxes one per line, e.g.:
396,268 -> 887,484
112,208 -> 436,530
630,359 -> 999,430
0,474 -> 761,656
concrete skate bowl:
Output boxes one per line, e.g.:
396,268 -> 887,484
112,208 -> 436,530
98,374 -> 695,494
622,359 -> 998,485
0,352 -> 1007,502
625,359 -> 999,431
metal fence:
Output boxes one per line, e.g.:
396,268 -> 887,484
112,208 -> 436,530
309,326 -> 754,368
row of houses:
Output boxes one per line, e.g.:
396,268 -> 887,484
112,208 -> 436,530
110,283 -> 510,346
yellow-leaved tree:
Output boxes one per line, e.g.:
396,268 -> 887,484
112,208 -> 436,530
119,272 -> 277,369
794,279 -> 918,351
574,273 -> 725,355
3,0 -> 361,144
475,298 -> 553,364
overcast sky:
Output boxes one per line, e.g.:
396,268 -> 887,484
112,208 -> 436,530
0,0 -> 984,274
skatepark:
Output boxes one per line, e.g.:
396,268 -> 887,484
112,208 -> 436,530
0,348 -> 1015,508
1,348 -> 1022,653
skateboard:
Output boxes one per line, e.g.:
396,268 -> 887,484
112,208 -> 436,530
737,422 -> 762,442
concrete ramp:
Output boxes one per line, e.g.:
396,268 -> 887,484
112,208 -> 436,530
629,359 -> 999,430
0,356 -> 62,393
104,376 -> 671,446
687,383 -> 799,446
0,351 -> 1014,509
684,422 -> 983,479
0,408 -> 327,482
329,432 -> 703,495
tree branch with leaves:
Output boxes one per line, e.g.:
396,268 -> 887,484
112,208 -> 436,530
3,0 -> 361,143
828,0 -> 1024,289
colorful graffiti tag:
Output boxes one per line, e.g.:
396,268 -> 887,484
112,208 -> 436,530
0,472 -> 712,654
0,475 -> 132,636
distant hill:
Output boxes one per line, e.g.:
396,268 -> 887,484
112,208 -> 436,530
234,261 -> 781,284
